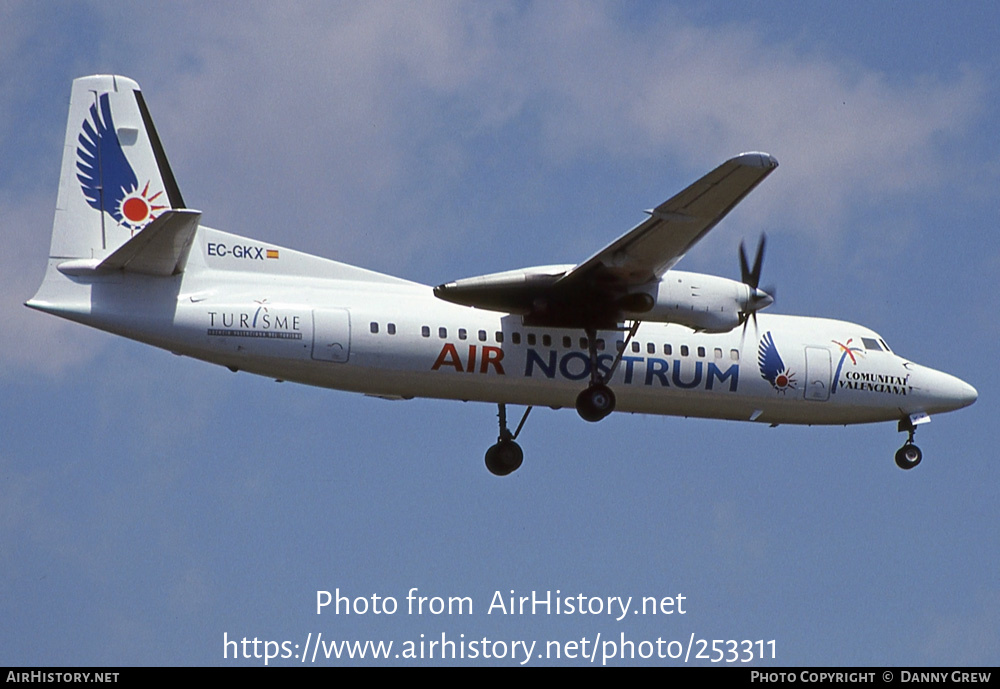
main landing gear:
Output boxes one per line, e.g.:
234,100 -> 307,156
894,418 -> 923,470
576,384 -> 615,423
486,322 -> 638,474
574,322 -> 639,423
485,403 -> 532,476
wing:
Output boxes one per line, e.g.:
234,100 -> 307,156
434,153 -> 777,328
556,152 -> 777,290
76,92 -> 138,224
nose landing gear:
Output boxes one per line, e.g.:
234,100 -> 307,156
895,417 -> 923,470
894,443 -> 922,470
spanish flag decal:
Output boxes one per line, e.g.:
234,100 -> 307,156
266,249 -> 279,259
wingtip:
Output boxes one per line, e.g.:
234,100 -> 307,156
734,151 -> 778,169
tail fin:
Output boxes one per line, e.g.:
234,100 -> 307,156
51,75 -> 185,261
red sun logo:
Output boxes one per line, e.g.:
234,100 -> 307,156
772,370 -> 797,393
118,182 -> 167,232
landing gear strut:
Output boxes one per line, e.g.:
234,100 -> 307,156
895,418 -> 923,470
574,322 -> 639,423
485,403 -> 532,476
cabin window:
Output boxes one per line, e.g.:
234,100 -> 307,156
731,348 -> 739,361
495,331 -> 504,343
512,332 -> 521,345
681,345 -> 689,357
438,327 -> 447,339
542,334 -> 552,347
478,330 -> 487,342
714,347 -> 723,359
647,342 -> 655,355
458,328 -> 467,340
421,326 -> 430,338
664,344 -> 672,356
616,341 -> 625,352
387,323 -> 396,335
527,333 -> 536,346
564,336 -> 573,349
697,346 -> 706,358
597,339 -> 606,351
580,337 -> 588,349
631,341 -> 641,353
370,322 -> 379,334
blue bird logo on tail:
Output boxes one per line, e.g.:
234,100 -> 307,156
76,93 -> 164,232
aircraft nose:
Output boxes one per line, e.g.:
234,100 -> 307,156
929,369 -> 978,412
957,380 -> 978,408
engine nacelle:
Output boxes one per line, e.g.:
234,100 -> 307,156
435,265 -> 770,333
621,271 -> 751,333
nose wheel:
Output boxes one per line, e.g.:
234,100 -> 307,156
894,443 -> 922,470
894,417 -> 923,470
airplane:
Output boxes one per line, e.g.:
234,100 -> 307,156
27,75 -> 977,476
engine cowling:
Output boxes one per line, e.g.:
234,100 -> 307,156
435,265 -> 771,332
620,271 -> 758,333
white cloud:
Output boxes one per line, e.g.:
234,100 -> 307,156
503,9 -> 984,236
113,3 -> 981,247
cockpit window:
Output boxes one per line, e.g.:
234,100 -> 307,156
861,337 -> 882,351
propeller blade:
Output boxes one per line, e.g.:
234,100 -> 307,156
739,234 -> 766,289
749,234 -> 766,288
739,240 -> 751,286
738,234 -> 773,337
739,308 -> 761,350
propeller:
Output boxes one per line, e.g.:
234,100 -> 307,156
738,234 -> 775,343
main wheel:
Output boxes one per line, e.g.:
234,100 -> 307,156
485,439 -> 523,476
894,443 -> 922,470
575,384 -> 616,423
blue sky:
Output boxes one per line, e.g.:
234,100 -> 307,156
1,1 -> 997,666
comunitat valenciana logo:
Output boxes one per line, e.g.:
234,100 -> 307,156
76,92 -> 165,233
830,338 -> 864,394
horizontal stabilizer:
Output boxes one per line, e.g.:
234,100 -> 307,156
97,209 -> 201,276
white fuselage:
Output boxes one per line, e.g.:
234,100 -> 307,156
29,228 -> 976,428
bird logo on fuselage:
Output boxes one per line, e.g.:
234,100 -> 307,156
759,331 -> 796,393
